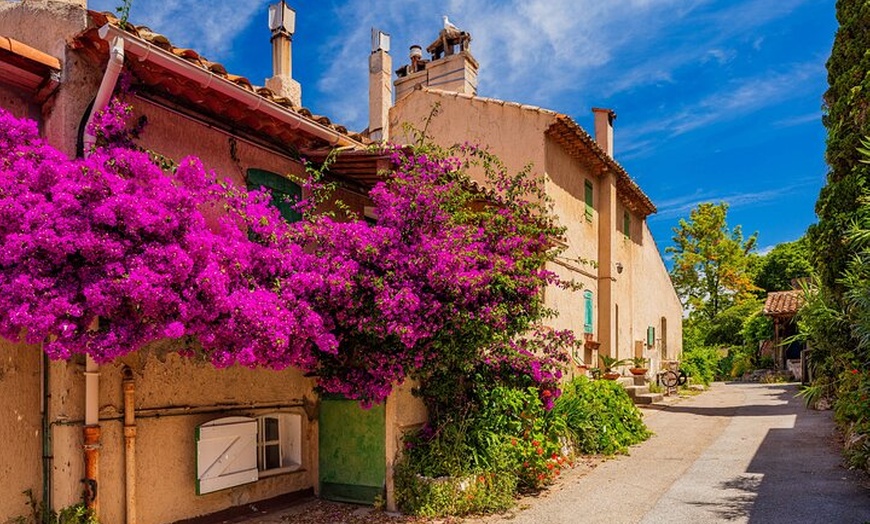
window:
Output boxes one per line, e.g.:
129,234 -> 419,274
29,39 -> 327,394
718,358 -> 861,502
661,317 -> 668,358
647,326 -> 656,348
583,290 -> 594,334
257,413 -> 302,475
623,210 -> 631,239
246,169 -> 302,223
195,417 -> 258,495
584,180 -> 594,222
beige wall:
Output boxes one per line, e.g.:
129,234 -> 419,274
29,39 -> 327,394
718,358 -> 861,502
90,353 -> 317,524
0,84 -> 41,122
392,89 -> 683,373
391,89 -> 552,182
384,379 -> 427,511
0,340 -> 43,519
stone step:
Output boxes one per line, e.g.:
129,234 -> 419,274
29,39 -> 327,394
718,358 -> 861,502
624,385 -> 650,397
632,392 -> 664,405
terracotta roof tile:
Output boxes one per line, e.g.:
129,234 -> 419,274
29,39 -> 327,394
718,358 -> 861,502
82,11 -> 364,146
763,290 -> 804,317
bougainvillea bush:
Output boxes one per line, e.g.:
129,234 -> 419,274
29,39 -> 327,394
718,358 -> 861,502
0,100 -> 574,406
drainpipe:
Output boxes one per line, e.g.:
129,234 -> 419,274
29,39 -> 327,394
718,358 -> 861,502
122,367 -> 137,524
81,37 -> 125,514
83,355 -> 100,513
83,35 -> 125,152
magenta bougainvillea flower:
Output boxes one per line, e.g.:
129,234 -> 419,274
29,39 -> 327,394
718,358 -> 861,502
0,99 -> 576,405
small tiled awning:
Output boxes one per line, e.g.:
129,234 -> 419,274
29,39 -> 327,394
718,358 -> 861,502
763,290 -> 804,318
0,36 -> 61,95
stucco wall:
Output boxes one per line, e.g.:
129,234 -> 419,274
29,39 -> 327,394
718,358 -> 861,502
384,379 -> 427,511
0,84 -> 41,122
611,209 -> 682,370
390,89 -> 552,183
100,352 -> 317,524
0,339 -> 42,520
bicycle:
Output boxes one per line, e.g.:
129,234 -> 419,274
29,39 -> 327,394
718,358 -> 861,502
656,368 -> 687,395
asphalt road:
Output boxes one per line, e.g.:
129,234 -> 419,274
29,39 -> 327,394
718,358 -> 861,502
470,382 -> 870,524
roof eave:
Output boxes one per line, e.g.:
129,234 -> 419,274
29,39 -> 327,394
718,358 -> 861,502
90,23 -> 365,150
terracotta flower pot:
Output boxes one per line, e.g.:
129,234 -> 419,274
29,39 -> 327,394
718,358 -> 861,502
629,368 -> 648,376
603,372 -> 621,380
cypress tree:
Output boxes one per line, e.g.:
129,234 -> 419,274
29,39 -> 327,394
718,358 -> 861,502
809,0 -> 870,296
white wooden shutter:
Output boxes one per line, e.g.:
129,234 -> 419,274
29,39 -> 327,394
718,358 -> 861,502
196,416 -> 258,495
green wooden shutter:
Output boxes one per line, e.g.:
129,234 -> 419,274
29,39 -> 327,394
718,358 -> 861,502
584,180 -> 593,221
246,169 -> 302,223
647,326 -> 655,347
623,211 -> 630,238
583,290 -> 594,334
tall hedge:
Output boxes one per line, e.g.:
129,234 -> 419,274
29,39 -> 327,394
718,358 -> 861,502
809,0 -> 870,296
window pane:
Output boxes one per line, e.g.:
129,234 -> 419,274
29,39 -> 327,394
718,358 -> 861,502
265,444 -> 281,470
264,417 -> 280,441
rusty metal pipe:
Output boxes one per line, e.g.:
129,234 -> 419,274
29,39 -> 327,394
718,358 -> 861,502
82,424 -> 100,512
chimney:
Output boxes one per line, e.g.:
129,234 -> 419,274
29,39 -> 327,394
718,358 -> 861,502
266,1 -> 301,107
394,23 -> 478,101
368,29 -> 392,142
592,108 -> 616,157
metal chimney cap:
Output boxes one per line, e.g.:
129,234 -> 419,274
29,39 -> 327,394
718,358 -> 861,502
372,28 -> 391,53
268,1 -> 296,34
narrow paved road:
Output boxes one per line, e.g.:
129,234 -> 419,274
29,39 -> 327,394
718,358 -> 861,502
470,382 -> 870,524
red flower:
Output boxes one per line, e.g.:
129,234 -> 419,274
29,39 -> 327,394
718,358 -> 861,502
851,369 -> 859,374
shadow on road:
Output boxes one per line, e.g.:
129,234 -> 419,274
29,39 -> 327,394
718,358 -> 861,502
684,383 -> 870,523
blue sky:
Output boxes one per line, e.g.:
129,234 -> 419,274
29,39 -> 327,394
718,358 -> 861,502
91,0 -> 835,255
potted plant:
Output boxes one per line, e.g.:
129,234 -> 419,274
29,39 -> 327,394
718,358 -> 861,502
629,356 -> 649,376
598,355 -> 626,380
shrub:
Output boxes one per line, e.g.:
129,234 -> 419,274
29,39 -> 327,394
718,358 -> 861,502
551,376 -> 651,455
393,467 -> 516,517
681,345 -> 720,386
834,368 -> 870,471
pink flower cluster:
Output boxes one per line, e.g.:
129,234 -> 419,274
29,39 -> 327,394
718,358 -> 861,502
0,101 -> 572,405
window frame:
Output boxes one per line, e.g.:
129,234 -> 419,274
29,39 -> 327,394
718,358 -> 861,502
584,179 -> 594,222
246,168 -> 303,224
583,290 -> 594,334
256,412 -> 303,477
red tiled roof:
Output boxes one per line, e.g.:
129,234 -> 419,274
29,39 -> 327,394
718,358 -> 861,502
763,290 -> 804,317
74,11 -> 367,151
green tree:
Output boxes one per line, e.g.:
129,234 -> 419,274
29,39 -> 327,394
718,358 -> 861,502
754,237 -> 814,293
667,202 -> 758,320
808,0 -> 870,297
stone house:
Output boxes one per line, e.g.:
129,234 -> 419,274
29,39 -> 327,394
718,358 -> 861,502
370,25 -> 683,374
0,1 -> 425,522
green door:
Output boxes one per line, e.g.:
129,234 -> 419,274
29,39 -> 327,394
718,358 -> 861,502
319,397 -> 386,504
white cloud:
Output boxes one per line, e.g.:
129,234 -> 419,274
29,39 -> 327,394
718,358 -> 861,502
650,178 -> 819,221
619,60 -> 825,158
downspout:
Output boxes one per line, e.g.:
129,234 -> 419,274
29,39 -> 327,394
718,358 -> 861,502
122,367 -> 137,524
83,33 -> 125,152
81,35 -> 125,515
